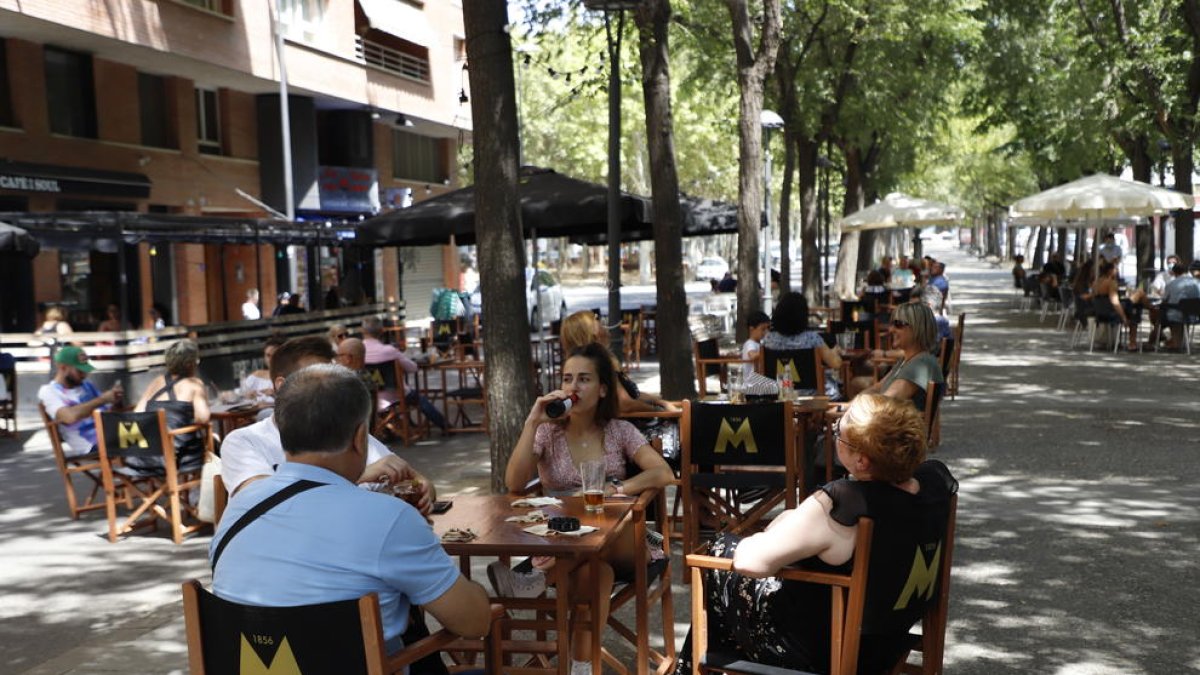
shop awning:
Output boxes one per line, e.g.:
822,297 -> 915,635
0,212 -> 357,250
0,160 -> 151,199
356,0 -> 436,48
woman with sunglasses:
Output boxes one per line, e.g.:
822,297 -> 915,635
849,301 -> 944,410
672,394 -> 957,674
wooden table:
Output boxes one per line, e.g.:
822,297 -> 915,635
209,401 -> 270,437
433,494 -> 636,674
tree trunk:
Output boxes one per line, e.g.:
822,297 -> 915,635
1173,145 -> 1196,264
635,0 -> 695,400
726,0 -> 782,342
834,146 -> 866,300
463,1 -> 535,493
1032,227 -> 1047,268
777,127 -> 795,295
775,46 -> 799,296
797,137 -> 820,306
1125,138 -> 1155,282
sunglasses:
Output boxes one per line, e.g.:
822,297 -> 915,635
891,319 -> 910,329
832,419 -> 856,450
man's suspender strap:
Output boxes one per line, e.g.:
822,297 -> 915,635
210,479 -> 326,571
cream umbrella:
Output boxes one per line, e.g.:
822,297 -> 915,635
1009,173 -> 1193,220
1010,174 -> 1194,282
839,192 -> 965,232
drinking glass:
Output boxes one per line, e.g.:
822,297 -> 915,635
579,459 -> 606,513
727,368 -> 745,404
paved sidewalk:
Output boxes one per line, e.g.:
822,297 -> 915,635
3,241 -> 1199,674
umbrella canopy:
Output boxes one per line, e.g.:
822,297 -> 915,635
356,166 -> 653,246
839,193 -> 964,232
1009,174 -> 1194,221
0,221 -> 41,257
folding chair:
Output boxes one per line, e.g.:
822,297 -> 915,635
686,492 -> 958,675
182,580 -> 504,674
692,337 -> 753,398
680,400 -> 798,558
93,409 -> 209,544
40,403 -> 107,519
365,360 -> 429,446
1088,297 -> 1126,353
947,314 -> 965,400
1178,297 -> 1200,354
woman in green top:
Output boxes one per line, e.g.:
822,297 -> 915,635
856,301 -> 944,411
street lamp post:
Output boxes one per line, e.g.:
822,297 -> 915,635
760,110 -> 784,314
584,0 -> 641,354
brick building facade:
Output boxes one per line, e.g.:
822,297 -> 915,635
0,0 -> 468,331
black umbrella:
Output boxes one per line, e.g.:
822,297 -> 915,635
0,221 -> 40,257
356,166 -> 654,246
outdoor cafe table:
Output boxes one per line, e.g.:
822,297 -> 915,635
209,400 -> 270,436
432,494 -> 636,674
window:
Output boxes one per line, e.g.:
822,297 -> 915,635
195,88 -> 221,155
391,130 -> 442,182
139,73 -> 173,148
278,0 -> 325,41
0,40 -> 14,128
44,47 -> 97,138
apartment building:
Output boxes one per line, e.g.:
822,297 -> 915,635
0,0 -> 469,331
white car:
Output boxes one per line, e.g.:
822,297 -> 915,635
471,267 -> 566,328
695,256 -> 730,281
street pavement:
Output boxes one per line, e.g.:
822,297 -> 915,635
2,240 -> 1199,674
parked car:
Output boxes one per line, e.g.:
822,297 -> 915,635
470,267 -> 567,328
694,256 -> 730,282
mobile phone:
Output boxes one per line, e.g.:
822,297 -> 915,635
431,500 -> 453,514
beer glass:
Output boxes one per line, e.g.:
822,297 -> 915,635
580,459 -> 606,513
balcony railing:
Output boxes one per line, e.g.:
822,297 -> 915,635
354,36 -> 430,83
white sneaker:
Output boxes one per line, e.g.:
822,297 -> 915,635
486,561 -> 547,598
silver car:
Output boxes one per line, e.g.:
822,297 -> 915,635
471,267 -> 567,328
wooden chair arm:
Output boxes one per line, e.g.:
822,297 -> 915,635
383,603 -> 506,671
168,422 -> 209,436
621,408 -> 682,420
686,554 -> 853,588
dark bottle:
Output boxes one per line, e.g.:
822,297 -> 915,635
545,394 -> 579,419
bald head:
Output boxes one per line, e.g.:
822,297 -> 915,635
337,337 -> 366,370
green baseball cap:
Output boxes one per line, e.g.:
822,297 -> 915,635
53,345 -> 95,373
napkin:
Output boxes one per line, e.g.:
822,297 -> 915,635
511,497 -> 563,508
505,509 -> 549,524
523,524 -> 598,538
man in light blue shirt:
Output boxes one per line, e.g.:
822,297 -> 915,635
211,364 -> 491,653
1161,262 -> 1200,349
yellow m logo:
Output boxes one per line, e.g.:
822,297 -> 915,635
714,417 -> 757,454
117,422 -> 149,449
368,370 -> 386,388
893,542 -> 941,610
240,634 -> 301,675
437,324 -> 451,335
774,359 -> 801,384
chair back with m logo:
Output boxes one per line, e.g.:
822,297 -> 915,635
98,410 -> 169,463
94,409 -> 207,543
364,361 -> 400,391
183,580 -> 373,675
681,400 -> 797,556
430,319 -> 459,355
182,581 -> 504,675
760,347 -> 825,395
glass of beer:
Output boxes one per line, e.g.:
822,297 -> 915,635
392,479 -> 423,508
579,460 -> 606,513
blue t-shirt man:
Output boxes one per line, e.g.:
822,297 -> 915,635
211,462 -> 459,649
